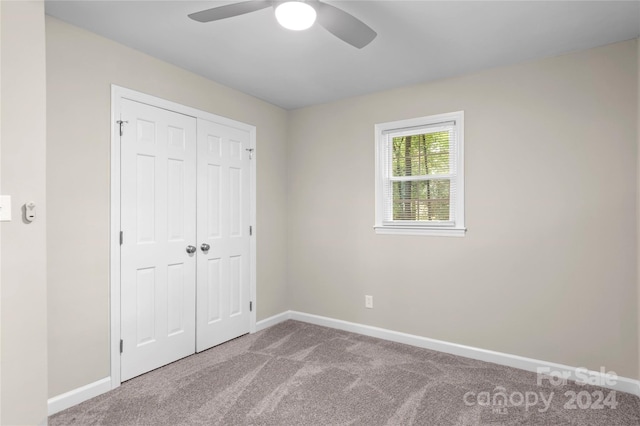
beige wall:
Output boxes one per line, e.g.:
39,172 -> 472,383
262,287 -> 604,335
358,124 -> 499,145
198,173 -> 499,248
46,17 -> 289,398
1,1 -> 48,424
288,40 -> 639,379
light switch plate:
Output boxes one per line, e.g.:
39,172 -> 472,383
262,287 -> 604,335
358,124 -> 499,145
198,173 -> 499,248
0,195 -> 12,221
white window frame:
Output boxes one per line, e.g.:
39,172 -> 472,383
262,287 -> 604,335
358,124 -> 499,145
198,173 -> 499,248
374,111 -> 466,237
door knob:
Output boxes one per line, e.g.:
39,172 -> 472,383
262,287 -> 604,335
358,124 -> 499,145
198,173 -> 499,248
186,245 -> 197,254
200,243 -> 210,252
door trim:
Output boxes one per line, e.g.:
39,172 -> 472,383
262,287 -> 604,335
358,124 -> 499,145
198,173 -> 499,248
109,85 -> 257,389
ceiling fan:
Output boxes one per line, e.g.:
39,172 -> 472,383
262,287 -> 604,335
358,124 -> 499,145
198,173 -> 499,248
188,1 -> 377,49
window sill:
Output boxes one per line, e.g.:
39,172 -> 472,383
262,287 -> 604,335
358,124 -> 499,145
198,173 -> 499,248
374,225 -> 466,237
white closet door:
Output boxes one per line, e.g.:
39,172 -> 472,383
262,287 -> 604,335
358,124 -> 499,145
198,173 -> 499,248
120,99 -> 197,381
196,119 -> 251,352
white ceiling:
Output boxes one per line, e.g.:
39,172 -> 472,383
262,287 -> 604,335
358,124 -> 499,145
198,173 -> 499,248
45,1 -> 640,110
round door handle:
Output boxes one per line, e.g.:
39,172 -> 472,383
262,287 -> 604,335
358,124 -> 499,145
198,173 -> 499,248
186,245 -> 197,254
200,243 -> 210,252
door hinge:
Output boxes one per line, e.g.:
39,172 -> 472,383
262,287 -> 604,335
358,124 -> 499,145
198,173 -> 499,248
249,226 -> 252,236
117,120 -> 128,137
120,231 -> 123,245
250,301 -> 253,312
246,148 -> 254,160
120,339 -> 123,354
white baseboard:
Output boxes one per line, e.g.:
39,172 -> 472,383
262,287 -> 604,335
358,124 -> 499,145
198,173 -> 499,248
257,310 -> 640,397
255,311 -> 292,331
48,377 -> 111,416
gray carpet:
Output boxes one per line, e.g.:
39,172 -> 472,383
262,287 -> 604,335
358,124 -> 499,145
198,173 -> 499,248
50,320 -> 640,425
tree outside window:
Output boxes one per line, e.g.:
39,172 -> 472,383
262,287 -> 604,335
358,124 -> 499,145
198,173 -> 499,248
392,131 -> 450,221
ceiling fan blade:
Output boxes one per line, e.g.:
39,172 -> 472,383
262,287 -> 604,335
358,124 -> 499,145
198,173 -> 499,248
188,1 -> 272,23
316,2 -> 376,49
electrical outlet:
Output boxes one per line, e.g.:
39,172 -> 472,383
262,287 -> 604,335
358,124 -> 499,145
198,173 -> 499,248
365,295 -> 373,309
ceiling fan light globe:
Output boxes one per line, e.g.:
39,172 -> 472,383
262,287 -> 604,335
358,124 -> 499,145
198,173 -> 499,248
275,2 -> 317,31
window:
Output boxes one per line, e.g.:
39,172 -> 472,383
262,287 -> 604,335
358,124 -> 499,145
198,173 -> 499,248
374,111 -> 465,236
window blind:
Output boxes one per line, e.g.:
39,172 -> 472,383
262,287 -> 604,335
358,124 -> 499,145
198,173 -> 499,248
382,120 -> 458,225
